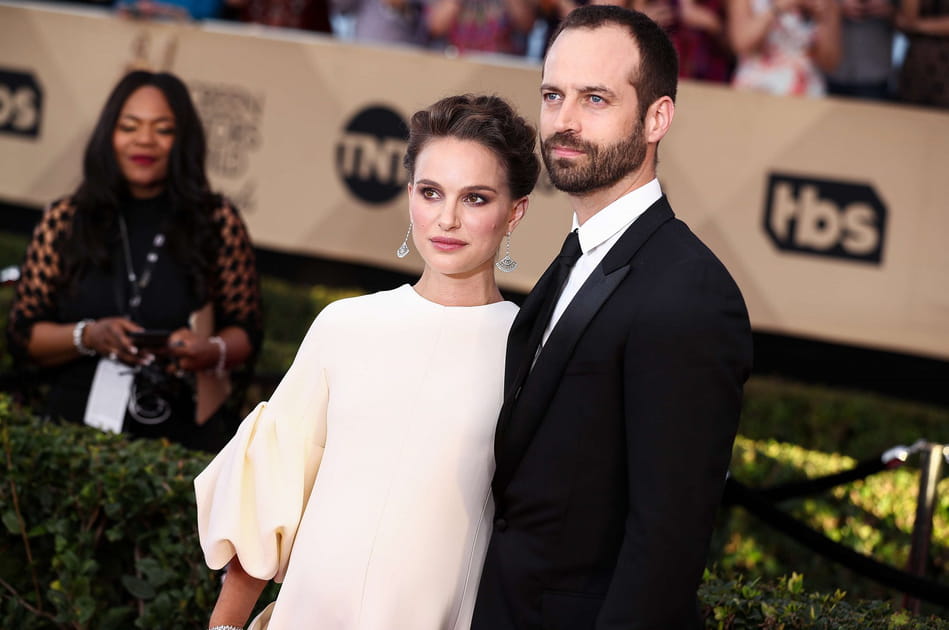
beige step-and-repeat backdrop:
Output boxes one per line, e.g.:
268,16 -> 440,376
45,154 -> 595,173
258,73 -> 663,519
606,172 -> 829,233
1,2 -> 948,360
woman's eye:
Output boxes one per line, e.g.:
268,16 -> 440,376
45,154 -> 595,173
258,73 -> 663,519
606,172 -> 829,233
464,193 -> 487,205
118,125 -> 137,133
157,127 -> 176,136
421,187 -> 440,199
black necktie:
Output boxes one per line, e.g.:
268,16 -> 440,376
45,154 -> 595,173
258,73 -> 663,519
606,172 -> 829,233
556,229 -> 583,274
503,230 -> 583,414
526,230 -> 582,359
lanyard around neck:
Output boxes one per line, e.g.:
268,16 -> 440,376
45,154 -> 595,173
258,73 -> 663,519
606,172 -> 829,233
117,213 -> 166,316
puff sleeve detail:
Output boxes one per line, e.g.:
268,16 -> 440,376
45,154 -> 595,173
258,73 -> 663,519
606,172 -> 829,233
195,314 -> 330,582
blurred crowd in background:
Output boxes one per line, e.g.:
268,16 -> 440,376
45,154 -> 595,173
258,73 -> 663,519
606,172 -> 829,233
31,0 -> 949,109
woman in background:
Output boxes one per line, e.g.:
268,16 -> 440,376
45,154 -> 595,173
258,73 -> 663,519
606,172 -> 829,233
196,93 -> 539,630
729,0 -> 841,96
897,0 -> 949,107
7,70 -> 262,452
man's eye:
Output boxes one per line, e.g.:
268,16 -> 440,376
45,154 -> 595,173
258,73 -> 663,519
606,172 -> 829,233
589,95 -> 604,104
543,93 -> 560,102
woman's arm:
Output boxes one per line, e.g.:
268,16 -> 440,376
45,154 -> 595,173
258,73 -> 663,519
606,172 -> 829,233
727,0 -> 788,56
167,324 -> 252,373
27,322 -> 87,367
681,0 -> 725,35
503,0 -> 538,32
807,0 -> 841,72
28,317 -> 143,367
208,557 -> 269,628
9,200 -> 143,368
629,0 -> 677,28
208,200 -> 263,365
426,0 -> 462,38
898,0 -> 949,36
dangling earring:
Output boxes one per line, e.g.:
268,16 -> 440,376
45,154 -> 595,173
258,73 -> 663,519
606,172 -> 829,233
396,222 -> 412,258
495,232 -> 517,272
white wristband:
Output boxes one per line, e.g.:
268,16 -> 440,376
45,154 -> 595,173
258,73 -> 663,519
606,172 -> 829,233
208,335 -> 227,378
209,626 -> 243,630
73,319 -> 97,357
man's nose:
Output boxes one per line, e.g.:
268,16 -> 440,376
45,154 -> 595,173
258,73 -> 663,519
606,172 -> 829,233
553,98 -> 580,134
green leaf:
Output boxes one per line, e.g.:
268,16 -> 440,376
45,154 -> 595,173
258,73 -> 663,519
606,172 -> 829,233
121,575 -> 157,600
787,572 -> 804,594
2,509 -> 21,534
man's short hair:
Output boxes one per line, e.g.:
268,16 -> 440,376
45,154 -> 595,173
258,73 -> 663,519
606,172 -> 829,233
547,5 -> 678,118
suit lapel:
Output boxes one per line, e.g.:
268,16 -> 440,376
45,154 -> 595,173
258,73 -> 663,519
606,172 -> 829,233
493,197 -> 676,495
503,261 -> 563,395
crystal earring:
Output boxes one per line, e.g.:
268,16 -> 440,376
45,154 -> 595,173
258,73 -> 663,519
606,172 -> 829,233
495,232 -> 517,272
396,222 -> 412,258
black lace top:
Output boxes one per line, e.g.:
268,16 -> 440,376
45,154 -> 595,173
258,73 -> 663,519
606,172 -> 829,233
6,194 -> 263,450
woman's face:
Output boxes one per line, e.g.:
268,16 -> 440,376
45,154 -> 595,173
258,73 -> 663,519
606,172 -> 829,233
112,85 -> 176,199
408,137 -> 527,279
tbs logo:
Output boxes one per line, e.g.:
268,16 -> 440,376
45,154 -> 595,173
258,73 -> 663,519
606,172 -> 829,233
764,173 -> 886,265
336,105 -> 408,205
0,69 -> 43,138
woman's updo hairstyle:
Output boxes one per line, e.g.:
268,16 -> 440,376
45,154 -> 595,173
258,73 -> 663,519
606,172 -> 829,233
403,94 -> 540,199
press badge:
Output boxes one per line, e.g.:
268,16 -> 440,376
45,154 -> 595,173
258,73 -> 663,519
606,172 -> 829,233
83,357 -> 134,433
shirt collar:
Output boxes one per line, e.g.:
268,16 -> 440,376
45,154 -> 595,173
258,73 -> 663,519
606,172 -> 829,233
571,179 -> 663,254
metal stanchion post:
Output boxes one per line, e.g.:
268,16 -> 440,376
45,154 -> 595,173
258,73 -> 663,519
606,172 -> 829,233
902,443 -> 945,613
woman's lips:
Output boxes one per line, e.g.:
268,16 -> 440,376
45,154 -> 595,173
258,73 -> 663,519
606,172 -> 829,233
430,237 -> 467,251
130,155 -> 157,165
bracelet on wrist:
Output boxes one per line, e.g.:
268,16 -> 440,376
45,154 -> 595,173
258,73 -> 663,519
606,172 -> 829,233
208,335 -> 227,378
73,319 -> 97,357
209,626 -> 243,630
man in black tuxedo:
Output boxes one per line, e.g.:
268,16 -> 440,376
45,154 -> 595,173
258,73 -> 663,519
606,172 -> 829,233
471,6 -> 753,629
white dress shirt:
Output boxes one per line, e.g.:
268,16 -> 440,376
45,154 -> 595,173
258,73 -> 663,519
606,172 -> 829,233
542,179 -> 663,346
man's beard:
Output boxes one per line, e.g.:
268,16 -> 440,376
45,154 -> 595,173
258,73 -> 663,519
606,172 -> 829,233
541,119 -> 647,195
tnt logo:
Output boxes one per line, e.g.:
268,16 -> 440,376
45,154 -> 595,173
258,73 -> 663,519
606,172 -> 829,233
336,105 -> 408,205
0,69 -> 43,138
764,173 -> 886,265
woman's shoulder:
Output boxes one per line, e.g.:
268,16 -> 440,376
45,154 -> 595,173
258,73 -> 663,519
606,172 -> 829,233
315,285 -> 519,328
496,300 -> 519,316
209,194 -> 239,221
317,285 -> 411,318
45,196 -> 77,220
31,196 -> 77,239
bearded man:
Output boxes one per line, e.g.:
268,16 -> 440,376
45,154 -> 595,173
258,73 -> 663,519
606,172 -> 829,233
471,6 -> 754,629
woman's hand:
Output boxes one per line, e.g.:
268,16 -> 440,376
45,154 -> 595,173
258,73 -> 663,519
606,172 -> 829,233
773,0 -> 802,15
83,317 -> 147,365
167,328 -> 221,373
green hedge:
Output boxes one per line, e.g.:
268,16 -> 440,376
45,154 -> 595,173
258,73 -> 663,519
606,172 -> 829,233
739,377 -> 949,458
699,571 -> 948,629
717,377 -> 949,612
0,397 -> 216,628
0,396 -> 283,629
713,435 -> 949,609
2,398 -> 946,628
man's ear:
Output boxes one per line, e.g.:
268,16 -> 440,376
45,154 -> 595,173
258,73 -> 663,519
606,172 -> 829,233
645,96 -> 675,144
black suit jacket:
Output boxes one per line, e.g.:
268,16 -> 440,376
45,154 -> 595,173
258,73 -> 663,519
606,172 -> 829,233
472,197 -> 753,630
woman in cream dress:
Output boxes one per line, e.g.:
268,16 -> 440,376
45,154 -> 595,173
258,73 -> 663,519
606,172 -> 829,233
195,94 -> 540,630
